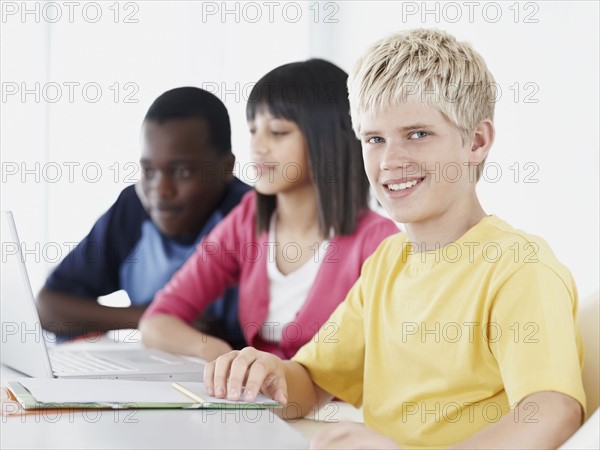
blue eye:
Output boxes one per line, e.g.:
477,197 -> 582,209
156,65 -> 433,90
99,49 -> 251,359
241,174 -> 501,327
367,136 -> 385,144
409,131 -> 429,139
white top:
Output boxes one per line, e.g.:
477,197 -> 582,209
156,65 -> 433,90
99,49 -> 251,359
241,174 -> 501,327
260,213 -> 329,343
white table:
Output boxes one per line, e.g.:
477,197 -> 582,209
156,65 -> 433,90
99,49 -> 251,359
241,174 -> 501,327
1,362 -> 308,449
0,332 -> 363,449
1,407 -> 306,449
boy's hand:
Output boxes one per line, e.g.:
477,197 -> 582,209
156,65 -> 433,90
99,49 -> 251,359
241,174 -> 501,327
203,347 -> 288,404
199,336 -> 233,362
310,423 -> 400,450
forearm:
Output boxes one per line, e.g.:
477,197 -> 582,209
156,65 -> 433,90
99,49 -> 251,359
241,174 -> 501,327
139,314 -> 231,360
37,287 -> 145,336
281,361 -> 333,419
453,391 -> 582,449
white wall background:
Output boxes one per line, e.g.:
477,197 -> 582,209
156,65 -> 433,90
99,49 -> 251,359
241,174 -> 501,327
1,1 -> 598,300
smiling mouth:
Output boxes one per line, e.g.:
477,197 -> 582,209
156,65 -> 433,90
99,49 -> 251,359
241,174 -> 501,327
384,177 -> 425,192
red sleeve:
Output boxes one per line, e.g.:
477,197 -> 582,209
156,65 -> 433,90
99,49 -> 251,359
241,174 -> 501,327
141,192 -> 255,324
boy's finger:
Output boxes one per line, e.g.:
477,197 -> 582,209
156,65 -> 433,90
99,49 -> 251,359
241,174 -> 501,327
227,349 -> 259,401
203,361 -> 216,396
269,375 -> 288,405
213,351 -> 239,398
242,358 -> 270,402
253,369 -> 287,405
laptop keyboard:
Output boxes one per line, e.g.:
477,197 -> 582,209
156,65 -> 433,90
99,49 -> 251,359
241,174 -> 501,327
50,351 -> 137,374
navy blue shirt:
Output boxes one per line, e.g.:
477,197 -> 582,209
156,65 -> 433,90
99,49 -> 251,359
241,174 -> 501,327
45,178 -> 251,348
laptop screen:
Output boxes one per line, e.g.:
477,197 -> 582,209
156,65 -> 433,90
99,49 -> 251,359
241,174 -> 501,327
1,211 -> 54,378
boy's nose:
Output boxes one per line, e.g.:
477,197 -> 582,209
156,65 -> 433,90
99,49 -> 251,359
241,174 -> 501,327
380,143 -> 410,171
155,173 -> 176,199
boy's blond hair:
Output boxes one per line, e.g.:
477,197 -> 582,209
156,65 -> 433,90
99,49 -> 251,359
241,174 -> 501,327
348,28 -> 496,180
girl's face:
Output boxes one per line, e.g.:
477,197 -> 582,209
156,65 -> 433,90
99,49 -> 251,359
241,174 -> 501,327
248,109 -> 312,196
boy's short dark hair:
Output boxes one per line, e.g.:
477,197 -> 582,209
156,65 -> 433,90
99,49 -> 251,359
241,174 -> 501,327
246,59 -> 370,238
144,87 -> 232,157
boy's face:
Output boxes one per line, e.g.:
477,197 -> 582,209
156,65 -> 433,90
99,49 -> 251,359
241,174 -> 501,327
140,117 -> 233,240
359,96 -> 483,226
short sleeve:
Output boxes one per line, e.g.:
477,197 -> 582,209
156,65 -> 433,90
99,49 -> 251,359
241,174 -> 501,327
489,262 -> 586,414
292,274 -> 366,407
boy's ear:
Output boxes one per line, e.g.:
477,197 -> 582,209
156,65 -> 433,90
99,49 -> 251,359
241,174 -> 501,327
469,119 -> 495,165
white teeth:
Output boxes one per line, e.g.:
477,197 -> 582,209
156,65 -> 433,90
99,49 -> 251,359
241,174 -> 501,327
387,180 -> 419,191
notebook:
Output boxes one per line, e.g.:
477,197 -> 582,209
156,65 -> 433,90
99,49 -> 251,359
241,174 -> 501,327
0,210 -> 206,381
5,378 -> 281,410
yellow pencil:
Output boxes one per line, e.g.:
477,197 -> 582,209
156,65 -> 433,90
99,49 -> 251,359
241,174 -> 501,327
171,382 -> 205,404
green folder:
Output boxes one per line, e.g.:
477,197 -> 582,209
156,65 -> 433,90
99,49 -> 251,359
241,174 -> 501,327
5,378 -> 282,410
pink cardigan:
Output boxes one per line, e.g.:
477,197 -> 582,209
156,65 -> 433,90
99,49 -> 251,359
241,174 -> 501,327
143,191 -> 399,358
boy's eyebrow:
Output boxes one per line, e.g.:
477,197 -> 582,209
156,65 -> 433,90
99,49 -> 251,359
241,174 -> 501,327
167,159 -> 198,165
140,158 -> 197,165
360,123 -> 434,137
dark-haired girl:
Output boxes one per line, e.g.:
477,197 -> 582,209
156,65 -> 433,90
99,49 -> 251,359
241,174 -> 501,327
140,59 -> 398,360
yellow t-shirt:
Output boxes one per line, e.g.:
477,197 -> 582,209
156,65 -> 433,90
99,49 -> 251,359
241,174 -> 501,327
292,216 -> 585,449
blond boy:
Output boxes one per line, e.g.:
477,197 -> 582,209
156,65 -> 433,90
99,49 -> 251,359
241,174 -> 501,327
204,29 -> 585,449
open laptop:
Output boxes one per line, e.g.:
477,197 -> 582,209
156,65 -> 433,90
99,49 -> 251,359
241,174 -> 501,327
1,210 -> 206,381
